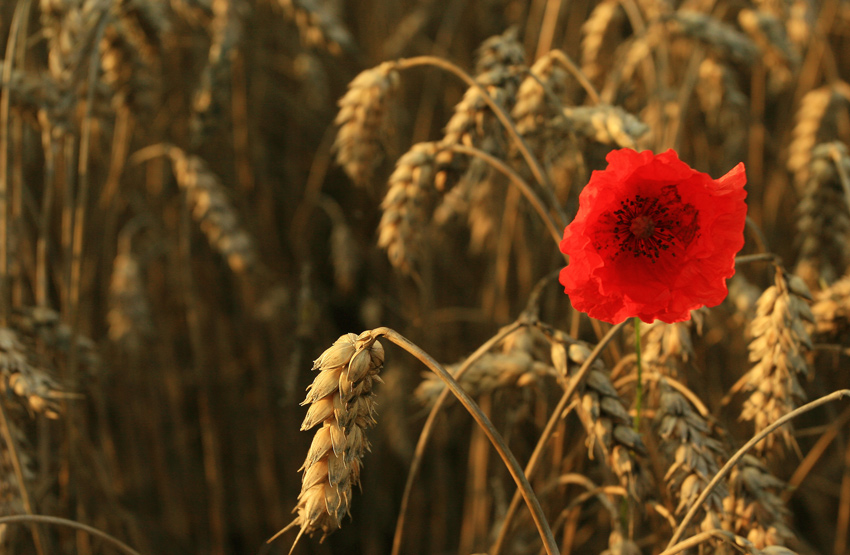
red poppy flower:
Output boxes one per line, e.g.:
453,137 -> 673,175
559,149 -> 747,324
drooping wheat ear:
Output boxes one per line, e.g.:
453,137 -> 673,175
414,327 -> 558,407
99,0 -> 164,112
794,142 -> 850,288
724,455 -> 797,550
563,104 -> 649,149
434,27 -> 525,192
275,332 -> 384,547
669,11 -> 758,64
810,272 -> 850,344
737,9 -> 799,92
732,267 -> 813,454
656,380 -> 726,534
191,0 -> 244,144
166,146 -> 260,275
581,0 -> 625,83
556,336 -> 648,500
639,310 -> 702,378
275,0 -> 355,55
107,237 -> 154,354
333,61 -> 400,187
376,141 -> 439,274
788,82 -> 850,193
0,328 -> 63,419
511,51 -> 573,168
695,57 -> 747,162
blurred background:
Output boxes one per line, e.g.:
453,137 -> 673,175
0,0 -> 849,553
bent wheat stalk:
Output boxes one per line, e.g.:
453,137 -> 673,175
491,320 -> 629,555
368,327 -> 560,555
391,320 -> 524,555
667,388 -> 850,548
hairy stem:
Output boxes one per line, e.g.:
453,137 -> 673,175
633,317 -> 643,432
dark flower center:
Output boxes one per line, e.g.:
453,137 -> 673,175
593,186 -> 700,263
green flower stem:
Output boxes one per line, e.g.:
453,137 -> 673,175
633,317 -> 643,432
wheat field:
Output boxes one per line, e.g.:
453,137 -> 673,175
0,0 -> 849,554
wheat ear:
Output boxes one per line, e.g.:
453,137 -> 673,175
272,332 -> 384,548
732,267 -> 813,454
794,142 -> 850,287
333,61 -> 400,187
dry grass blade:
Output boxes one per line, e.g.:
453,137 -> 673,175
333,61 -> 400,187
272,332 -> 385,547
732,267 -> 813,454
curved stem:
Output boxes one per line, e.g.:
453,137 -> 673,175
447,144 -> 563,247
548,50 -> 600,105
734,252 -> 779,265
390,321 -> 524,555
378,325 -> 559,555
0,514 -> 142,555
667,389 -> 850,548
395,56 -> 567,229
632,318 -> 643,432
491,320 -> 628,555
